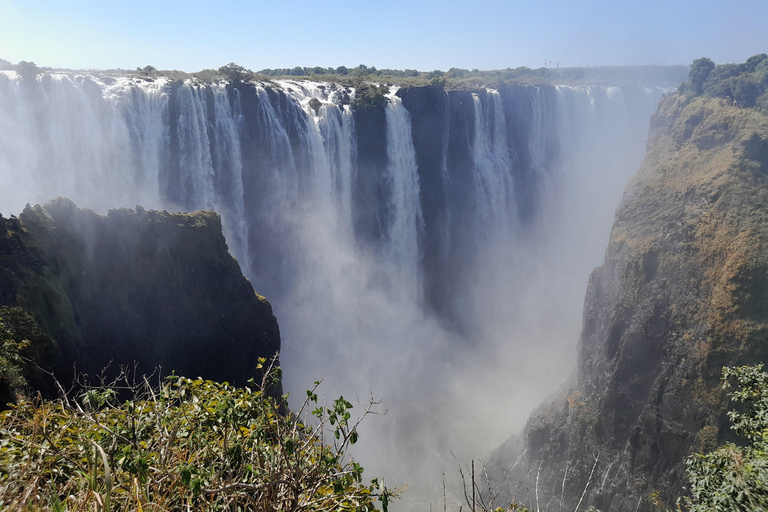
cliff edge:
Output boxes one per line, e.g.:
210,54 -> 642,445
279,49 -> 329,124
489,85 -> 768,511
0,198 -> 280,390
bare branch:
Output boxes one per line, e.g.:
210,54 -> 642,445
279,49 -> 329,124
574,454 -> 599,512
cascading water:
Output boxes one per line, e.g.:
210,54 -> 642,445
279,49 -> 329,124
0,74 -> 166,212
0,70 -> 666,506
471,89 -> 513,237
210,86 -> 249,269
383,89 -> 423,298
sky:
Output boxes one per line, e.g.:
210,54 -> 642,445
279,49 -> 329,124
0,0 -> 767,73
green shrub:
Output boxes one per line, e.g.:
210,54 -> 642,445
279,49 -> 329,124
15,60 -> 40,81
218,62 -> 254,83
680,55 -> 768,110
686,364 -> 768,511
0,306 -> 56,404
351,83 -> 390,113
0,359 -> 395,511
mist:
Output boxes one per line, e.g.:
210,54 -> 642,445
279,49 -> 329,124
0,70 -> 664,507
274,86 -> 662,506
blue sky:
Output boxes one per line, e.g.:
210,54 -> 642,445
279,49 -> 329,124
1,0 -> 766,72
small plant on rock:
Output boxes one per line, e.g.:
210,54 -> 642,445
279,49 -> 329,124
686,364 -> 768,511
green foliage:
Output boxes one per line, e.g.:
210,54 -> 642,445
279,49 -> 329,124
15,60 -> 40,81
0,360 -> 396,511
255,63 -> 685,90
218,62 -> 254,83
680,55 -> 768,110
446,67 -> 469,79
688,57 -> 715,95
686,364 -> 768,511
136,65 -> 157,76
430,76 -> 447,88
351,83 -> 390,113
0,307 -> 56,404
0,312 -> 25,393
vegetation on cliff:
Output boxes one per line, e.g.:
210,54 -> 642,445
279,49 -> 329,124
1,55 -> 687,90
350,83 -> 390,113
686,365 -> 768,511
0,307 -> 56,405
253,63 -> 687,89
0,360 -> 394,511
0,199 -> 281,388
679,54 -> 768,112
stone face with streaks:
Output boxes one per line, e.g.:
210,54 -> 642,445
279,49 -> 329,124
489,94 -> 768,512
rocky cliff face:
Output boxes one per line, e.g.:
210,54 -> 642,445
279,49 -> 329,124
489,93 -> 768,511
0,198 -> 280,388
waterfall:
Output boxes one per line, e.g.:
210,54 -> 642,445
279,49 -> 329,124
471,89 -> 513,236
280,80 -> 357,227
173,84 -> 216,210
0,73 -> 167,213
0,70 -> 666,502
384,89 -> 423,297
211,85 -> 249,270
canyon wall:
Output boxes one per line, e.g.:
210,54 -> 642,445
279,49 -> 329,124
0,198 -> 280,387
489,92 -> 768,512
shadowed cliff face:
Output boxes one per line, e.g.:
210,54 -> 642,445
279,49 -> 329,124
489,95 -> 768,512
0,198 -> 280,388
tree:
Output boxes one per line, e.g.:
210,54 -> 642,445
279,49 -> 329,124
218,62 -> 253,83
688,57 -> 715,95
686,365 -> 768,511
731,76 -> 761,108
430,76 -> 447,88
351,64 -> 372,77
447,67 -> 468,79
15,60 -> 40,81
744,53 -> 768,73
351,83 -> 390,113
137,65 -> 157,76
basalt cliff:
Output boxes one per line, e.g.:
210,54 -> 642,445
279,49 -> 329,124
489,90 -> 768,511
0,198 -> 280,395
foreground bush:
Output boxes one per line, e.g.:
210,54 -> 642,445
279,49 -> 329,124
686,364 -> 768,511
0,360 -> 393,511
0,306 -> 57,404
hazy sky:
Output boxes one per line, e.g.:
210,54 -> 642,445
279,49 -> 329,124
1,0 -> 766,72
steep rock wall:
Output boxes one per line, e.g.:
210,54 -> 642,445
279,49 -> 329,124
0,198 -> 280,387
489,94 -> 768,512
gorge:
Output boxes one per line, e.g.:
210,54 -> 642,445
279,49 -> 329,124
0,68 -> 687,506
488,68 -> 768,511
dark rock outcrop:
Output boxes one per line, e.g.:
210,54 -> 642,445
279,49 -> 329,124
489,94 -> 768,511
0,198 -> 280,389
